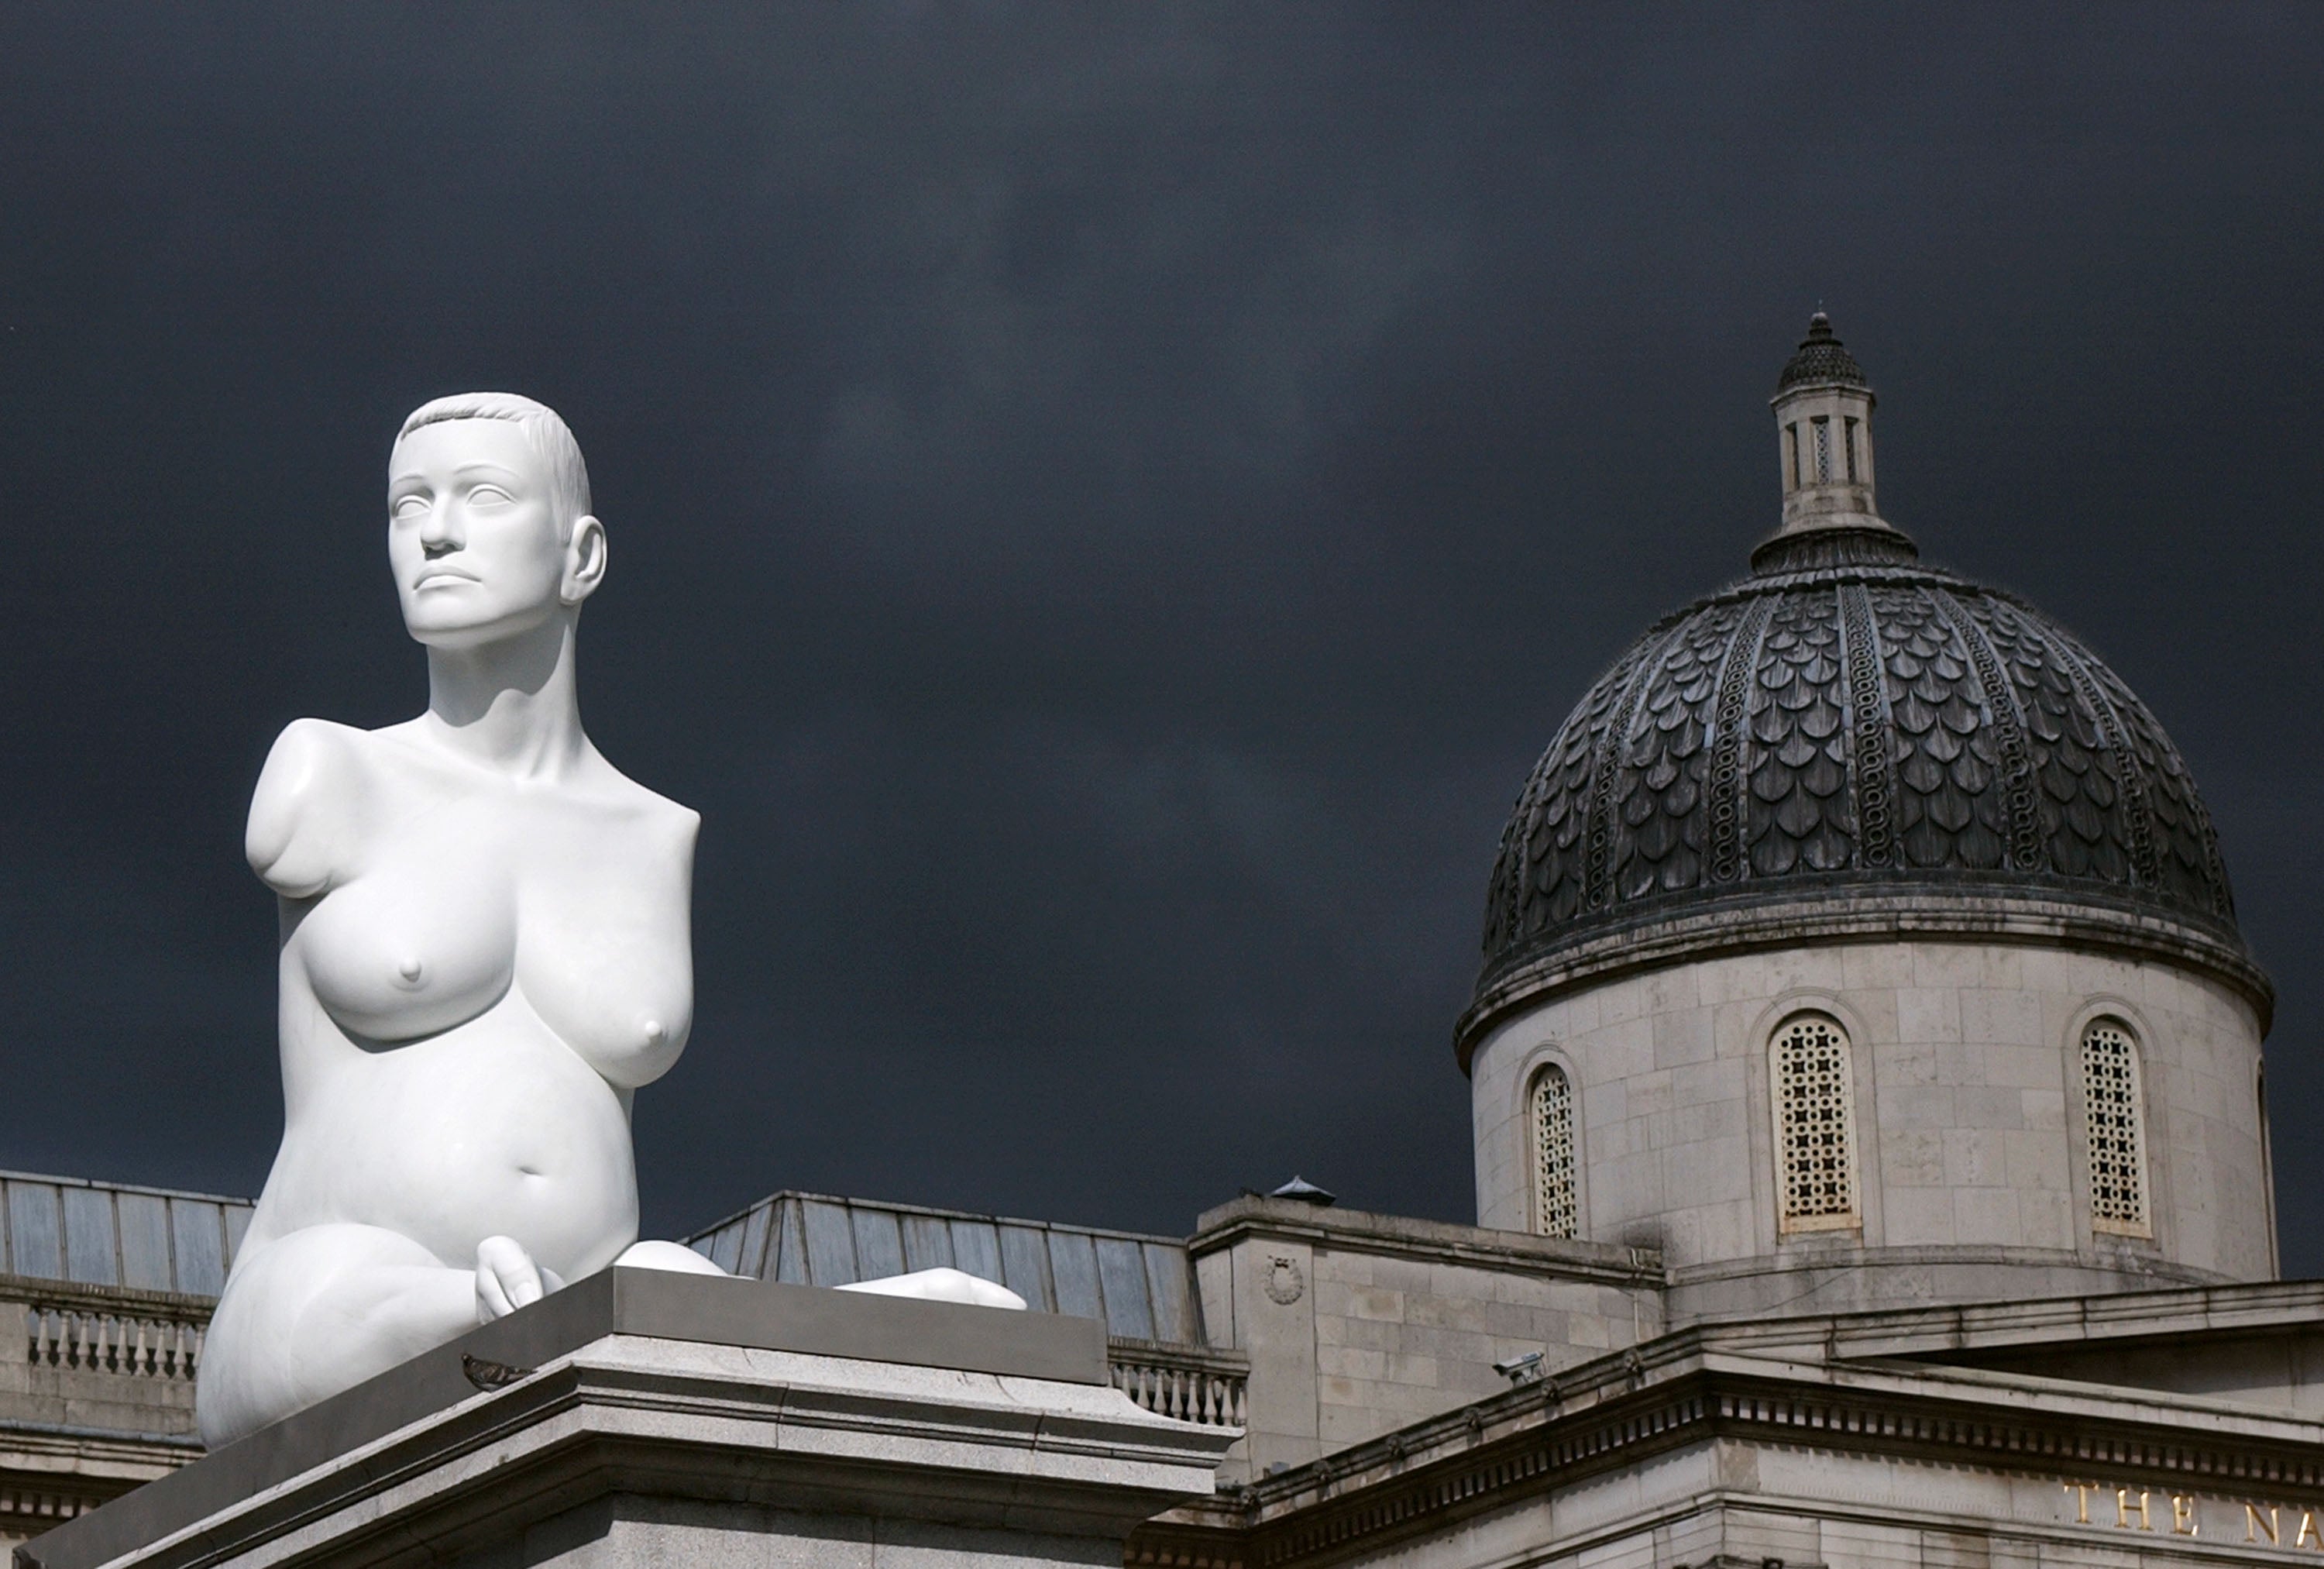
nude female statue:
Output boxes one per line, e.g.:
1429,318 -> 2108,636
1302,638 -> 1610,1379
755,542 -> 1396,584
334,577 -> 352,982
198,394 -> 1014,1449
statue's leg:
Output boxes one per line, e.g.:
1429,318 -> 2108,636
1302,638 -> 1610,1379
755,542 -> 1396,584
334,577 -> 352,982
614,1238 -> 727,1275
607,1242 -> 1019,1308
198,1223 -> 478,1448
837,1267 -> 1026,1309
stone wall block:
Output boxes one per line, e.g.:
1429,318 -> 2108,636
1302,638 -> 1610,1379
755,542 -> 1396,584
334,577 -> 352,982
1882,1184 -> 1956,1243
1880,1127 -> 1945,1186
1314,1344 -> 1387,1382
1896,986 -> 1965,1044
1654,1005 -> 1716,1068
1597,1016 -> 1655,1080
2020,1087 -> 2065,1131
1879,1084 -> 1958,1130
1670,1098 -> 1743,1152
1880,1034 -> 1941,1088
1951,1184 -> 2023,1244
1842,943 -> 1917,990
1329,1315 -> 1402,1355
1984,1042 -> 2060,1090
1961,987 -> 2043,1045
2017,1184 -> 2072,1250
2000,1129 -> 2066,1190
1955,1086 -> 2027,1132
1365,1256 -> 1439,1296
1599,976 -> 1656,1025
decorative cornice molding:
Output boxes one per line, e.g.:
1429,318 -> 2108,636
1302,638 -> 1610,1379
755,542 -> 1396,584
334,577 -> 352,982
23,1336 -> 1232,1569
1186,1198 -> 1663,1286
0,1278 -> 218,1320
1669,1242 -> 2231,1295
1458,886 -> 2273,1072
1131,1338 -> 2324,1569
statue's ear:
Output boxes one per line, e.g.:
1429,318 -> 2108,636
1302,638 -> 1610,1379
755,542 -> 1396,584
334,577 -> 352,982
562,515 -> 607,605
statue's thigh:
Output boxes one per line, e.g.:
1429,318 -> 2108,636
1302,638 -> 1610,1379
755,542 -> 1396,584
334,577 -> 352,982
202,1223 -> 458,1441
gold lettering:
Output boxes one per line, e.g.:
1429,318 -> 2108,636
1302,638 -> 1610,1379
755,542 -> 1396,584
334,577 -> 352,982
2116,1488 -> 2152,1531
2298,1509 -> 2320,1550
2249,1504 -> 2281,1544
2063,1483 -> 2094,1524
2171,1495 -> 2198,1537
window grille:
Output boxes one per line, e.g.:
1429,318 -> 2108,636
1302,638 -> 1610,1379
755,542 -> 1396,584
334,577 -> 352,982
1531,1066 -> 1578,1240
1773,1014 -> 1858,1230
1844,417 -> 1859,483
1813,418 -> 1831,483
2081,1022 -> 2150,1235
1786,424 -> 1800,490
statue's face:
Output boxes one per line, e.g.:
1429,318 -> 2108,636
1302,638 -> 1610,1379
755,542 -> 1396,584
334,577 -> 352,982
388,418 -> 582,650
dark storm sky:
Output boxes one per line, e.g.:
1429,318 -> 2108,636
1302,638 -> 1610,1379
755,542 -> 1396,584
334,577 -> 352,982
2,6 -> 2319,1261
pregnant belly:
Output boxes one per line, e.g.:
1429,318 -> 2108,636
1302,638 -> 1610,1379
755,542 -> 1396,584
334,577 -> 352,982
270,1016 -> 641,1279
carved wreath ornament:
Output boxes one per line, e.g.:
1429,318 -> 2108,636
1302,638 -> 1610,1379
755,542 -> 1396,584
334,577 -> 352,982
1263,1255 -> 1305,1306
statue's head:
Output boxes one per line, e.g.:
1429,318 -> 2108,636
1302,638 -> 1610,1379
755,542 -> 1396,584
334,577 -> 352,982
387,393 -> 604,650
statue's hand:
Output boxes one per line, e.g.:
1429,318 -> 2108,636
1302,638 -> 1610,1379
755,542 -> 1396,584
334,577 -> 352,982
474,1235 -> 546,1322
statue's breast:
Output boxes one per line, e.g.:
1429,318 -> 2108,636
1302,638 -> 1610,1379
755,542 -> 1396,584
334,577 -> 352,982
294,809 -> 520,1044
512,800 -> 695,1089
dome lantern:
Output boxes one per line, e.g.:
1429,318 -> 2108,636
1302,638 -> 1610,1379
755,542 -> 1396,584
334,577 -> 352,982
1759,312 -> 1913,571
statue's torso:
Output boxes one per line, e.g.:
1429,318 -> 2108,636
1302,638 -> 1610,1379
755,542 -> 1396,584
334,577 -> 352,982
242,718 -> 697,1278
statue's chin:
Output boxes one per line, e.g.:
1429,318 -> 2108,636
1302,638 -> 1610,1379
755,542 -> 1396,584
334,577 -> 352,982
401,601 -> 563,652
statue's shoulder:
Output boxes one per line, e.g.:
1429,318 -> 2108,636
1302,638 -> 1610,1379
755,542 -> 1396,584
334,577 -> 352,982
246,718 -> 376,897
582,755 -> 700,857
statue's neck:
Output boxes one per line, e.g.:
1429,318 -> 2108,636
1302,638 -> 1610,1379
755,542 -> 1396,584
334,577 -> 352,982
420,614 -> 589,779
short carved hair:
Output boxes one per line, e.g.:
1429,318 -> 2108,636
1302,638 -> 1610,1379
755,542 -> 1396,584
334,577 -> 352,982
394,392 -> 593,540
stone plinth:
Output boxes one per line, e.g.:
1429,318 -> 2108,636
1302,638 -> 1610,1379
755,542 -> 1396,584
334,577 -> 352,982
18,1269 -> 1235,1569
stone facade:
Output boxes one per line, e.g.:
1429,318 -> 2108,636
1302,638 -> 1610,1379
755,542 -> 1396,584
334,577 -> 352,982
1188,1198 -> 1663,1476
0,1172 -> 239,1554
1469,933 -> 2272,1318
22,1281 -> 1233,1569
1131,1289 -> 2324,1569
0,1293 -> 194,1555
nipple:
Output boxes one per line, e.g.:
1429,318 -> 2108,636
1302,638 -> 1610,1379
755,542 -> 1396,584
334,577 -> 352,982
396,957 -> 425,988
643,1020 -> 665,1046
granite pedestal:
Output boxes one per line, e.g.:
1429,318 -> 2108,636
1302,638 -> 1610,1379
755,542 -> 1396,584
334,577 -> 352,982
18,1269 -> 1235,1569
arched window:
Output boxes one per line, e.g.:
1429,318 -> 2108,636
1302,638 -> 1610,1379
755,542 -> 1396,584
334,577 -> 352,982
1772,1013 -> 1858,1232
1529,1065 -> 1579,1240
2081,1020 -> 2150,1237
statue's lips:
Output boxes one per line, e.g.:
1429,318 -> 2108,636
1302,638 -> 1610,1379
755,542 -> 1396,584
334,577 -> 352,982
413,569 -> 480,589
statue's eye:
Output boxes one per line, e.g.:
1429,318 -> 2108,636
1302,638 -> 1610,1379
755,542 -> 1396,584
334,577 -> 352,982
469,484 -> 513,507
391,494 -> 430,519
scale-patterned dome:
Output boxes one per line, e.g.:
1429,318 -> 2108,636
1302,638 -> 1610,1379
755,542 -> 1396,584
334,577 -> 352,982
1472,319 -> 2257,1024
1480,544 -> 2234,983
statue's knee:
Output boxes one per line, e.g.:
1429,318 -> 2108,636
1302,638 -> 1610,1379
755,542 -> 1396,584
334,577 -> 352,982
615,1239 -> 728,1276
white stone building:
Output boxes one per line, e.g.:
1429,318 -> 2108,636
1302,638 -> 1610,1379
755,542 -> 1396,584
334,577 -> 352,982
7,316 -> 2317,1568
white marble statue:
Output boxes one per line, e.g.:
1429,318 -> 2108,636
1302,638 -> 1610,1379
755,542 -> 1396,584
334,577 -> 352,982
197,394 -> 1018,1450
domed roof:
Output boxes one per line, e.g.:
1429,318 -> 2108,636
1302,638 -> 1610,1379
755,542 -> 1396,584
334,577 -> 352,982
1466,320 -> 2264,1051
1776,311 -> 1868,391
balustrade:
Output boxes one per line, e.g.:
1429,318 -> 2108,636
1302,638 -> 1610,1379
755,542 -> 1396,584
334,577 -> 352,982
1107,1341 -> 1247,1427
26,1306 -> 204,1381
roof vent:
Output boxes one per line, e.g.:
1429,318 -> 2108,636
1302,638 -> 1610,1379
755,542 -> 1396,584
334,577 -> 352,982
1269,1175 -> 1337,1206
